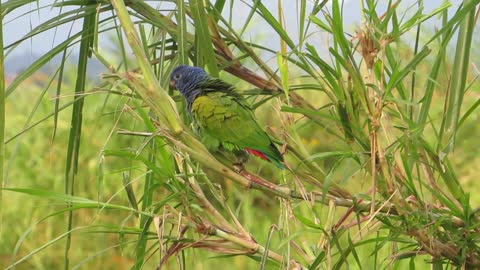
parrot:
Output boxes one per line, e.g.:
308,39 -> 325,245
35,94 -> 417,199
169,65 -> 284,169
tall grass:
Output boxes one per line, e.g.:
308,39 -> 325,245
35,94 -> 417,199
2,0 -> 480,269
0,0 -> 5,239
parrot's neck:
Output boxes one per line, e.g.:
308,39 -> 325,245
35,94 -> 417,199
184,88 -> 203,111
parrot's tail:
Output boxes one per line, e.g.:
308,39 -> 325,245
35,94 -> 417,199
245,148 -> 268,160
245,148 -> 285,169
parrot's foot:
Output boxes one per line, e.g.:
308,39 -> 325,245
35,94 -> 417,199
232,151 -> 248,173
232,162 -> 245,173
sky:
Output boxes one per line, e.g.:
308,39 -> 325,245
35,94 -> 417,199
2,0 -> 463,74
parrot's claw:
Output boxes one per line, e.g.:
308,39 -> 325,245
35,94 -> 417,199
232,151 -> 248,173
232,162 -> 245,173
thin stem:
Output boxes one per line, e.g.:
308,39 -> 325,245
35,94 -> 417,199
214,228 -> 307,269
0,1 -> 5,237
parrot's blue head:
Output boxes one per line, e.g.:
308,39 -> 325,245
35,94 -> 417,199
169,65 -> 209,99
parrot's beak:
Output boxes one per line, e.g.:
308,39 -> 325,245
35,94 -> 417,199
169,79 -> 176,90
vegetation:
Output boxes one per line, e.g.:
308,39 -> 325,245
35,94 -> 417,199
2,0 -> 480,269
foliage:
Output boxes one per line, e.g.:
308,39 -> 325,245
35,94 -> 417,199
1,0 -> 480,269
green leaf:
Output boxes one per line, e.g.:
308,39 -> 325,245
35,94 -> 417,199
256,1 -> 296,49
189,0 -> 219,76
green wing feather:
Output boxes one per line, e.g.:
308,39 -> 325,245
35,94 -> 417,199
191,79 -> 283,167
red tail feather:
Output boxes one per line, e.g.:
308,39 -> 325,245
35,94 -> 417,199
245,148 -> 268,160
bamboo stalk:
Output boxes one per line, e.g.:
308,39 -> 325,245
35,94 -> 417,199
110,0 -> 183,135
213,228 -> 309,269
157,204 -> 307,269
117,130 -> 386,213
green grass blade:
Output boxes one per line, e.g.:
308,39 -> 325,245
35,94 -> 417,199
309,14 -> 332,34
308,251 -> 326,269
5,228 -> 84,270
438,0 -> 476,156
385,46 -> 431,95
5,32 -> 82,97
122,172 -> 139,215
260,226 -> 276,270
417,30 -> 453,129
397,2 -> 451,35
63,10 -> 96,269
4,5 -> 104,52
298,0 -> 306,47
52,48 -> 69,141
5,61 -> 63,183
458,96 -> 480,128
5,91 -> 91,144
1,0 -> 36,14
256,1 -> 296,49
0,0 -> 5,238
188,0 -> 219,76
176,0 -> 189,64
238,0 -> 259,36
277,0 -> 290,101
409,1 -> 422,120
133,141 -> 156,270
425,0 -> 480,46
213,0 -> 226,23
1,188 -> 151,214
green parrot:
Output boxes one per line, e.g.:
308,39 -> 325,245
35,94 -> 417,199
169,65 -> 284,169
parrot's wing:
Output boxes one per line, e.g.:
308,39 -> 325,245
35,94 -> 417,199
191,92 -> 281,161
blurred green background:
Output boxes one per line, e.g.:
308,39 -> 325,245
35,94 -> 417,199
2,0 -> 480,269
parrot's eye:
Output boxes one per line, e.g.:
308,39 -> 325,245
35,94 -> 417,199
173,74 -> 182,80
